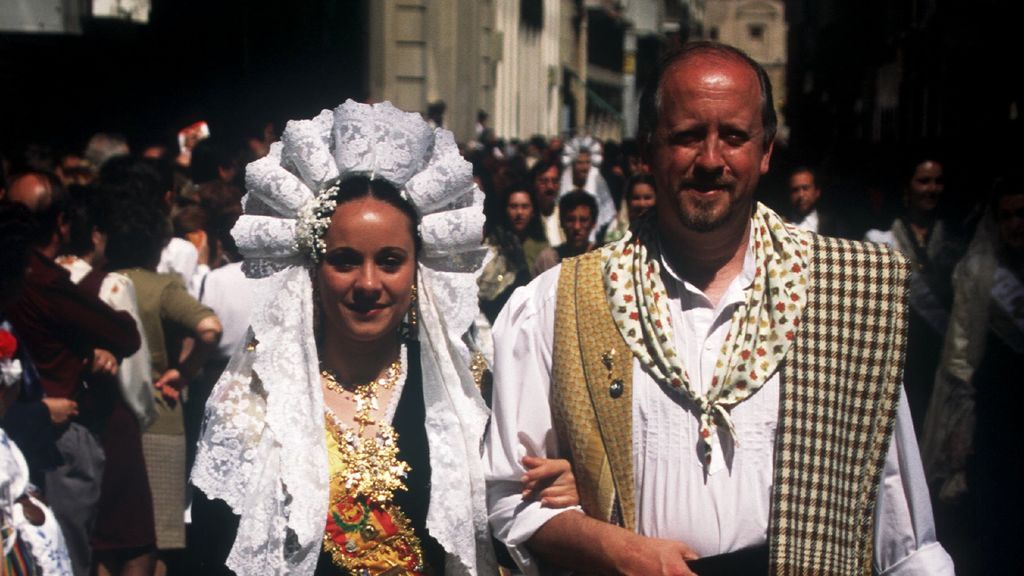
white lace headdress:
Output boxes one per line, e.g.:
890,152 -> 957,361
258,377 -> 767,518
192,100 -> 494,576
561,135 -> 603,167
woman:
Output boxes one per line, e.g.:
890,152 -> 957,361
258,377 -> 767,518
921,179 -> 1024,573
56,187 -> 158,576
624,173 -> 657,223
193,101 -> 500,576
865,157 -> 966,431
478,183 -> 549,324
102,174 -> 223,567
193,101 -> 576,576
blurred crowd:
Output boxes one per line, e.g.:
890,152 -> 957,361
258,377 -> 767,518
0,112 -> 1021,576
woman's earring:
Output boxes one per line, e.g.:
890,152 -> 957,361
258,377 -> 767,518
408,283 -> 419,329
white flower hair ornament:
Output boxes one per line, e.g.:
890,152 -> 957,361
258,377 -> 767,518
193,100 -> 494,576
561,135 -> 603,168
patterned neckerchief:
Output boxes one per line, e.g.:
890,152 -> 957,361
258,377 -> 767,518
602,203 -> 812,466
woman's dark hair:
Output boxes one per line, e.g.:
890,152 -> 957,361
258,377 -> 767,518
624,173 -> 657,201
331,176 -> 422,255
498,180 -> 546,241
100,186 -> 172,270
63,185 -> 100,258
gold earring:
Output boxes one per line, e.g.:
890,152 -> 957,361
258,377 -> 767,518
408,284 -> 418,328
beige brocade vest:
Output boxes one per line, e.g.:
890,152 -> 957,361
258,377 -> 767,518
551,236 -> 910,576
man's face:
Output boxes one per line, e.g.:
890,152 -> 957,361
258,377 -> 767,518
573,152 -> 591,186
561,205 -> 595,250
649,55 -> 772,234
534,166 -> 560,215
788,171 -> 820,218
996,192 -> 1024,254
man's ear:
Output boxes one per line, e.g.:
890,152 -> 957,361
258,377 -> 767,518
759,139 -> 775,175
57,212 -> 71,244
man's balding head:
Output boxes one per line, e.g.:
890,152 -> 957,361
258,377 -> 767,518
7,172 -> 55,212
638,42 -> 777,157
5,171 -> 68,249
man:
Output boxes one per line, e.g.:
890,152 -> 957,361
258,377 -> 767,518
4,171 -> 141,576
531,192 -> 598,276
560,140 -> 617,241
531,160 -> 564,246
787,166 -> 848,237
485,42 -> 953,575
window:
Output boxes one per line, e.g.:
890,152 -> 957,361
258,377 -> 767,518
748,24 -> 765,40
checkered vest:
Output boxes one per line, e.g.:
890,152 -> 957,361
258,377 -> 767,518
551,235 -> 909,575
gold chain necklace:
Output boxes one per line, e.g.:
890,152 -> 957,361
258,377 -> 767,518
321,353 -> 410,503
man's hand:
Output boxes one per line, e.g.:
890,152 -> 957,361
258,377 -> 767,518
521,455 -> 579,508
90,348 -> 119,376
42,397 -> 78,424
527,510 -> 700,576
611,533 -> 700,576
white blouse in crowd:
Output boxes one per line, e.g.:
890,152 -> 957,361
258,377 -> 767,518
58,256 -> 157,428
792,208 -> 820,233
484,237 -> 955,576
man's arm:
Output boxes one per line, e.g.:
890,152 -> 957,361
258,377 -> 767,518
873,387 -> 955,575
50,277 -> 140,359
528,511 -> 698,576
484,267 -> 699,576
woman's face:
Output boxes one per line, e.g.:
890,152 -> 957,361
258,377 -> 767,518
506,191 -> 534,235
907,160 -> 944,214
628,182 -> 657,221
317,197 -> 416,345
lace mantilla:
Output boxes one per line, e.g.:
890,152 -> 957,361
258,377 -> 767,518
192,100 -> 494,576
561,135 -> 603,167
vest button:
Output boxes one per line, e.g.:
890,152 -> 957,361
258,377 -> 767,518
609,379 -> 624,398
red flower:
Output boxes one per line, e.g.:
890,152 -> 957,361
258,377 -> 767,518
629,312 -> 639,320
775,302 -> 786,313
790,293 -> 800,302
740,350 -> 751,360
623,294 -> 634,303
0,330 -> 17,360
785,330 -> 795,341
756,347 -> 767,356
791,263 -> 802,273
610,272 -> 618,282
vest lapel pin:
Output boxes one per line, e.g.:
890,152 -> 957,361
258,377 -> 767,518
609,379 -> 624,398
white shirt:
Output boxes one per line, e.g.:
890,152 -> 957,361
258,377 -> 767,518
484,242 -> 954,575
158,237 -> 199,288
197,262 -> 257,360
792,208 -> 820,233
541,208 -> 564,247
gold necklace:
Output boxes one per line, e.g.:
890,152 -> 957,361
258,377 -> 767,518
321,355 -> 409,503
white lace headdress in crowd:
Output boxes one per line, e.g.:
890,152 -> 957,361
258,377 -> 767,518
561,135 -> 603,168
192,100 -> 494,576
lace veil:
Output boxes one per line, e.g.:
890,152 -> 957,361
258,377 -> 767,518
191,100 -> 494,575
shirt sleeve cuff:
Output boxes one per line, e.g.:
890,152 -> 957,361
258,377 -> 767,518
496,498 -> 582,576
878,541 -> 955,576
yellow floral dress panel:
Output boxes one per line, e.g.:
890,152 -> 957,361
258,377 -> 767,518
322,423 -> 426,575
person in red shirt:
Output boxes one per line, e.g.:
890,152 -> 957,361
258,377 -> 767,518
3,171 -> 139,576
